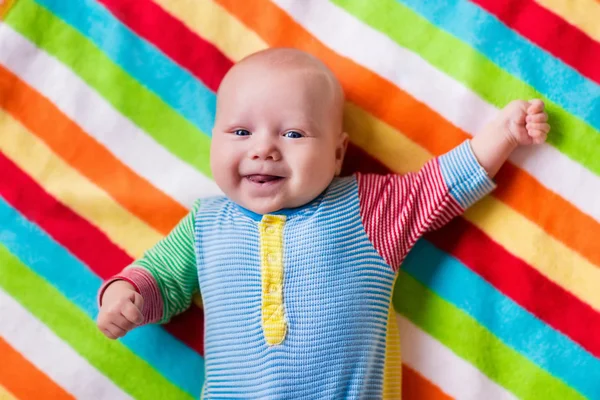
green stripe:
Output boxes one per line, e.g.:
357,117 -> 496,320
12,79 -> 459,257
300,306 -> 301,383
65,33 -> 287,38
394,272 -> 584,400
4,0 -> 212,177
134,199 -> 201,322
333,0 -> 600,177
0,244 -> 192,400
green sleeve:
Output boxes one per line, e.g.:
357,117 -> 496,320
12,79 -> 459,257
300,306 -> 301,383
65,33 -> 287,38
129,199 -> 201,323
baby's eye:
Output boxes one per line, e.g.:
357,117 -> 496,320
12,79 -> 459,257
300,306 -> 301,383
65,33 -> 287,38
234,129 -> 251,136
284,131 -> 303,139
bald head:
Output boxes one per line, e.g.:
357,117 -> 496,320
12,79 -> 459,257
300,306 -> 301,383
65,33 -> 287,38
216,48 -> 345,132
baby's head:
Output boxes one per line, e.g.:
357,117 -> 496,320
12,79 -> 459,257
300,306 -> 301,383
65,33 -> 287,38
211,48 -> 348,214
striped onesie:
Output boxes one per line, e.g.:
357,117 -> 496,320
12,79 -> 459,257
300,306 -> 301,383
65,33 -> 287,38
101,141 -> 495,399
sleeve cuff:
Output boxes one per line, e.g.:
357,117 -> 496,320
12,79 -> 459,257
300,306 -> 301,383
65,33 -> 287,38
438,140 -> 496,209
98,267 -> 164,324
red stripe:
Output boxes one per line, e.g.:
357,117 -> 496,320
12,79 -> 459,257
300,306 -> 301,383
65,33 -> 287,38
426,217 -> 600,359
97,0 -> 233,92
471,0 -> 600,85
0,153 -> 204,355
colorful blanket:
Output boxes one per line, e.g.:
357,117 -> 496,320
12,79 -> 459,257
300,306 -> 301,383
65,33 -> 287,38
1,0 -> 599,399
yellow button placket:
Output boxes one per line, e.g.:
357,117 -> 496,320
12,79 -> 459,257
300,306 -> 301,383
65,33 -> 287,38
259,215 -> 287,346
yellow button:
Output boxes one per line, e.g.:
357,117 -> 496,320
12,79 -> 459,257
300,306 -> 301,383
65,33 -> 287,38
268,284 -> 278,294
267,253 -> 277,264
265,226 -> 276,234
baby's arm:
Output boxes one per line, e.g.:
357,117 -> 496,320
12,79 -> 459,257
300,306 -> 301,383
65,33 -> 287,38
96,200 -> 201,339
357,99 -> 549,271
471,99 -> 549,178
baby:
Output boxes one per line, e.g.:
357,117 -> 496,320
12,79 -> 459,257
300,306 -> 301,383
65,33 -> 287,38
97,48 -> 549,398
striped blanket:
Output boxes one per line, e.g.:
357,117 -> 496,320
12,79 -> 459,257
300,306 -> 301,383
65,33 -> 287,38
1,0 -> 599,399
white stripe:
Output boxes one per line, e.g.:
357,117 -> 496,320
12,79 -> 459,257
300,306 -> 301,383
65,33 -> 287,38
273,0 -> 600,223
0,288 -> 131,400
398,315 -> 517,400
0,23 -> 222,208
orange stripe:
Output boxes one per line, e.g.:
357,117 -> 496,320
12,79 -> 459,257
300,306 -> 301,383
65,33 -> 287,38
0,337 -> 74,399
402,365 -> 453,400
215,0 -> 600,268
0,64 -> 187,236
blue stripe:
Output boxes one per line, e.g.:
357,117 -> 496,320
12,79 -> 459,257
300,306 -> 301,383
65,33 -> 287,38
0,197 -> 204,397
396,0 -> 600,132
34,0 -> 216,136
404,239 -> 600,399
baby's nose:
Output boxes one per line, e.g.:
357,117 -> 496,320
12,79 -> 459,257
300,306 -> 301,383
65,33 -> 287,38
250,145 -> 281,161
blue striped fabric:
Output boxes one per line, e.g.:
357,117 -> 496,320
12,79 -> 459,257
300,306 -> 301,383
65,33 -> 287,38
438,140 -> 496,209
194,177 -> 397,398
0,197 -> 204,396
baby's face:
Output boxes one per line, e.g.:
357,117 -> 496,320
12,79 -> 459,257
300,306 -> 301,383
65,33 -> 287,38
211,58 -> 347,214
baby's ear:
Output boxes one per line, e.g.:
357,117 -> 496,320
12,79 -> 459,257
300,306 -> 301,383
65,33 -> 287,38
335,132 -> 349,175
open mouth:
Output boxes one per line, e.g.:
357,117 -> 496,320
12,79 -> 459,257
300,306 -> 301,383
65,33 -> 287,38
244,174 -> 284,184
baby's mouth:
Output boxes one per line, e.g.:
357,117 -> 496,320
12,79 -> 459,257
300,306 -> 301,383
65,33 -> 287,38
244,174 -> 284,184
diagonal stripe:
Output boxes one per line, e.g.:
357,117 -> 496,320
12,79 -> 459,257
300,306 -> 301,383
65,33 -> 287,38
0,110 -> 162,258
535,0 -> 600,43
398,316 -> 516,400
395,273 -> 585,399
332,0 -> 600,177
153,0 -> 265,61
213,0 -> 600,311
427,217 -> 600,359
35,0 -> 215,135
0,302 -> 126,400
0,151 -> 205,355
0,336 -> 74,400
392,0 -> 600,131
98,0 -> 232,92
0,22 -> 222,208
401,366 -> 452,400
3,0 -> 212,177
471,0 -> 600,85
0,243 -> 195,399
0,63 -> 188,236
405,240 -> 600,398
0,385 -> 17,400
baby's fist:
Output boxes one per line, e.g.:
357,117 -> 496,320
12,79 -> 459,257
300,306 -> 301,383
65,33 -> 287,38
97,280 -> 144,339
503,99 -> 550,146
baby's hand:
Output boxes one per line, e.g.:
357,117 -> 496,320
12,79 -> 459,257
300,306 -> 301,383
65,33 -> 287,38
502,99 -> 550,146
97,280 -> 144,339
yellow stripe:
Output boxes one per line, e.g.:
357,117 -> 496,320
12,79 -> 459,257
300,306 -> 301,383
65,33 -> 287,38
259,215 -> 287,345
0,110 -> 162,258
155,0 -> 600,313
535,0 -> 600,43
154,0 -> 266,59
383,285 -> 402,399
0,384 -> 17,400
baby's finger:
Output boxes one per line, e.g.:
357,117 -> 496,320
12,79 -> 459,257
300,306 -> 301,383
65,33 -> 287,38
526,122 -> 550,133
103,323 -> 127,339
533,133 -> 548,144
111,313 -> 138,332
101,328 -> 117,340
121,300 -> 144,326
526,112 -> 548,123
527,99 -> 544,114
